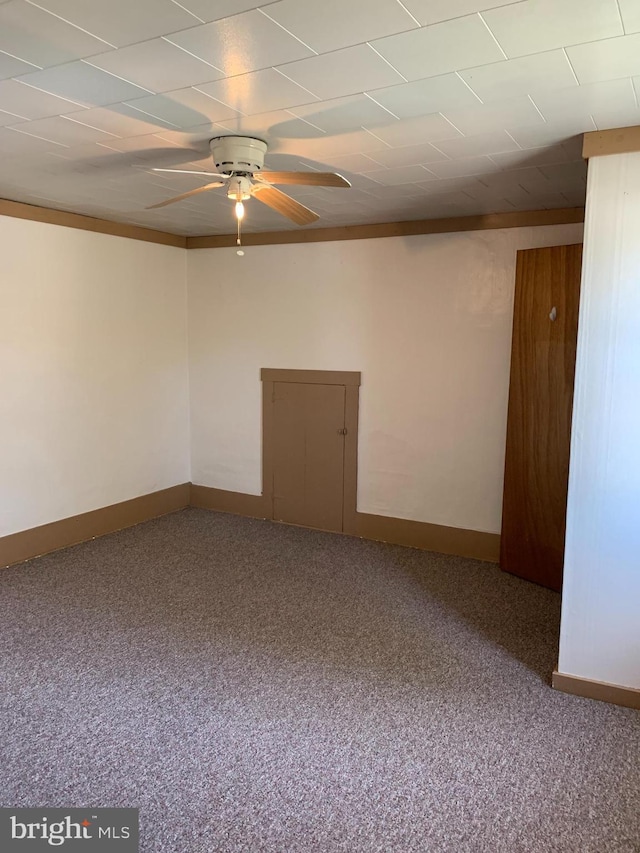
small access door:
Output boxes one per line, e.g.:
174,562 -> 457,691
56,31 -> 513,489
262,369 -> 360,534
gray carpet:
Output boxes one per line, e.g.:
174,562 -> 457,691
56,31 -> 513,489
1,508 -> 638,853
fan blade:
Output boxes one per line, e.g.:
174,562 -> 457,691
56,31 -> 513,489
256,170 -> 351,188
146,181 -> 225,209
252,185 -> 319,225
152,168 -> 229,179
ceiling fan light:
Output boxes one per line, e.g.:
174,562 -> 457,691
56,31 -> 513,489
235,201 -> 245,221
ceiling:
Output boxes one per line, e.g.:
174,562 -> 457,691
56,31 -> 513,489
0,0 -> 638,237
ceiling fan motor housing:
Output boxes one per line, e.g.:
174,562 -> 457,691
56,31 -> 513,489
209,136 -> 268,176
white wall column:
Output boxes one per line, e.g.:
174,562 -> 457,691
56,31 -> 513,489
558,148 -> 640,697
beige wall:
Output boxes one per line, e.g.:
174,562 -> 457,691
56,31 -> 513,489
187,222 -> 583,534
0,215 -> 190,537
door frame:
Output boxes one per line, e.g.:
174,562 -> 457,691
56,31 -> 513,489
261,368 -> 361,532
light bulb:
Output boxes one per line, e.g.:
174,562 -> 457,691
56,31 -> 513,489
235,201 -> 245,221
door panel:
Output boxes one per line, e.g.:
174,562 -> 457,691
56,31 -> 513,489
501,244 -> 583,591
272,382 -> 346,532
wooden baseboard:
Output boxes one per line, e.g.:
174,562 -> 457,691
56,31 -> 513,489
190,484 -> 268,518
350,511 -> 500,562
552,671 -> 640,710
1,484 -> 499,569
190,484 -> 498,562
0,484 -> 190,568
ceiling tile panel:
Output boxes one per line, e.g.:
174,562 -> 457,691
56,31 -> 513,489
482,0 -> 623,58
0,125 -> 68,153
489,144 -> 573,169
0,48 -> 38,79
172,0 -> 275,23
370,15 -> 505,82
276,44 -> 404,101
215,109 -> 328,145
7,114 -> 119,145
87,39 -> 224,93
17,62 -> 152,107
276,128 -> 389,160
460,50 -> 577,103
0,107 -> 25,125
441,95 -> 546,135
531,78 -> 637,123
263,0 -> 418,53
126,88 -> 241,128
30,0 -> 201,47
195,68 -> 318,115
290,95 -> 397,134
592,107 -> 640,130
0,0 -> 111,68
399,0 -> 526,26
0,78 -> 83,118
566,33 -> 640,85
362,142 -> 448,168
362,113 -> 462,146
508,120 -> 595,150
618,0 -> 640,33
360,164 -> 437,185
60,103 -> 182,137
367,73 -> 481,119
317,152 -> 386,173
435,130 -> 520,158
425,155 -> 502,178
166,10 -> 313,76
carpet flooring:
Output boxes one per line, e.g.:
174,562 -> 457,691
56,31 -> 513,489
1,508 -> 638,853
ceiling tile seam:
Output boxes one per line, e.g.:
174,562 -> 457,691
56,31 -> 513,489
631,78 -> 640,108
476,12 -> 509,60
454,71 -> 484,104
119,102 -> 182,129
426,141 -> 452,160
5,124 -> 69,146
271,66 -> 321,102
159,37 -> 225,73
365,43 -> 407,83
613,0 -> 626,34
23,0 -> 116,48
0,106 -> 30,121
149,134 -> 188,149
393,0 -> 422,28
526,94 -> 548,123
256,7 -> 319,55
362,92 -> 400,120
438,112 -> 466,137
280,108 -> 327,134
356,126 -> 400,149
59,114 -> 122,137
0,47 -> 42,70
562,48 -> 581,87
504,130 -> 523,150
168,0 -> 205,25
80,59 -> 156,95
13,78 -> 87,110
190,85 -> 247,117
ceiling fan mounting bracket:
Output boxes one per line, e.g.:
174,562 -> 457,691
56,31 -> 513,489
209,136 -> 268,175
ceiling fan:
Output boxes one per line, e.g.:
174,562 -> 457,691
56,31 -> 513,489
147,136 -> 351,241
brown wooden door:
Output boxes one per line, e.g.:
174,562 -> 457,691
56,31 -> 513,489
271,381 -> 346,532
500,244 -> 583,591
